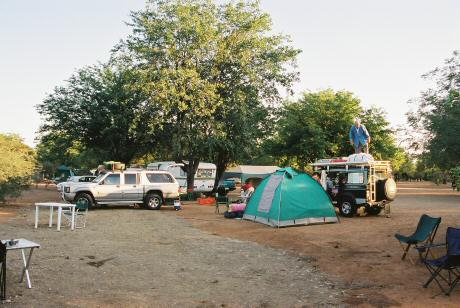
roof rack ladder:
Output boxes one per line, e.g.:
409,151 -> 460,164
368,166 -> 376,202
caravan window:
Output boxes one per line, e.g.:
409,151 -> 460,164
197,169 -> 213,178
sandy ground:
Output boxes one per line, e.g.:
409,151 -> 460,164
1,187 -> 342,307
0,181 -> 459,307
176,182 -> 460,307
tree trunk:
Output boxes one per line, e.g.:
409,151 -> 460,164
182,157 -> 200,193
212,152 -> 229,194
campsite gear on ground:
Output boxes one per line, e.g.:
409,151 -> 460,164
174,200 -> 182,211
229,203 -> 246,212
0,241 -> 6,300
1,239 -> 40,289
243,167 -> 338,227
394,214 -> 441,263
63,199 -> 89,229
384,203 -> 391,218
224,203 -> 247,219
215,193 -> 229,214
423,227 -> 460,296
34,202 -> 76,231
224,211 -> 244,219
198,197 -> 216,206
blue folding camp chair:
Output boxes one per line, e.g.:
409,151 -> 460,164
0,241 -> 6,300
394,214 -> 441,262
423,227 -> 460,296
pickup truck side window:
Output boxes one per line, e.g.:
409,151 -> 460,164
146,173 -> 174,183
102,174 -> 120,185
124,174 -> 138,185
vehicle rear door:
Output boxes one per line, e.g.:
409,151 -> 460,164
95,174 -> 122,201
122,173 -> 142,201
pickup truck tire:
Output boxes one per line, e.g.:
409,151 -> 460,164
144,193 -> 162,210
74,193 -> 94,210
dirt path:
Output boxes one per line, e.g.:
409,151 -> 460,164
175,182 -> 460,307
1,182 -> 459,307
0,189 -> 343,307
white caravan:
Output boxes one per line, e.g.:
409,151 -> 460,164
147,161 -> 216,193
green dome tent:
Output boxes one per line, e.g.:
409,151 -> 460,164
243,167 -> 338,227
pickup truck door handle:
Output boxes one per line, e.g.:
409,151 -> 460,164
132,185 -> 136,188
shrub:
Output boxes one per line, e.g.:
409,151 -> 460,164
450,166 -> 460,192
0,134 -> 36,202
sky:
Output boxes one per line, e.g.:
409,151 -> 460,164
0,0 -> 459,147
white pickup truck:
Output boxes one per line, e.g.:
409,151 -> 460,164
62,170 -> 180,210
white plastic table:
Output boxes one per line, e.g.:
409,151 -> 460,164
1,239 -> 40,289
34,202 -> 76,231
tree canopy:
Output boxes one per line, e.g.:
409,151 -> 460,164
266,89 -> 400,169
36,0 -> 407,190
408,51 -> 460,170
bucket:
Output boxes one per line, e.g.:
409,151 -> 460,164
174,200 -> 182,211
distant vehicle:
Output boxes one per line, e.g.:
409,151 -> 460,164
147,161 -> 216,193
311,154 -> 397,217
57,175 -> 96,192
53,165 -> 76,183
62,170 -> 180,210
216,178 -> 237,195
223,178 -> 236,191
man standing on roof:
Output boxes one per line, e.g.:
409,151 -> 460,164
349,117 -> 371,154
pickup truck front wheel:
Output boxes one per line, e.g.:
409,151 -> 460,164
144,193 -> 162,210
74,193 -> 94,210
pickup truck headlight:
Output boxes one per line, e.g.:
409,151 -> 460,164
64,187 -> 70,193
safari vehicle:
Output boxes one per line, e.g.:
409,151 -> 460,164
62,169 -> 180,210
310,154 -> 397,217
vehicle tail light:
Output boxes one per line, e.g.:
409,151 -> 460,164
178,187 -> 186,193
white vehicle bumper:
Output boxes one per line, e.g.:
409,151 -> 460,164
63,192 -> 76,202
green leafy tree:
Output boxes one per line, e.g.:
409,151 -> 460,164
119,0 -> 299,190
268,89 -> 400,169
408,51 -> 460,169
450,165 -> 460,191
37,61 -> 151,167
0,134 -> 36,202
118,0 -> 222,190
207,0 -> 300,189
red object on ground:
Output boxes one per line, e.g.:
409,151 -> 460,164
198,197 -> 216,205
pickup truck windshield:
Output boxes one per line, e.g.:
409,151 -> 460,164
92,174 -> 105,183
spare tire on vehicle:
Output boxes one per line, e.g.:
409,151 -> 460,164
376,178 -> 397,201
